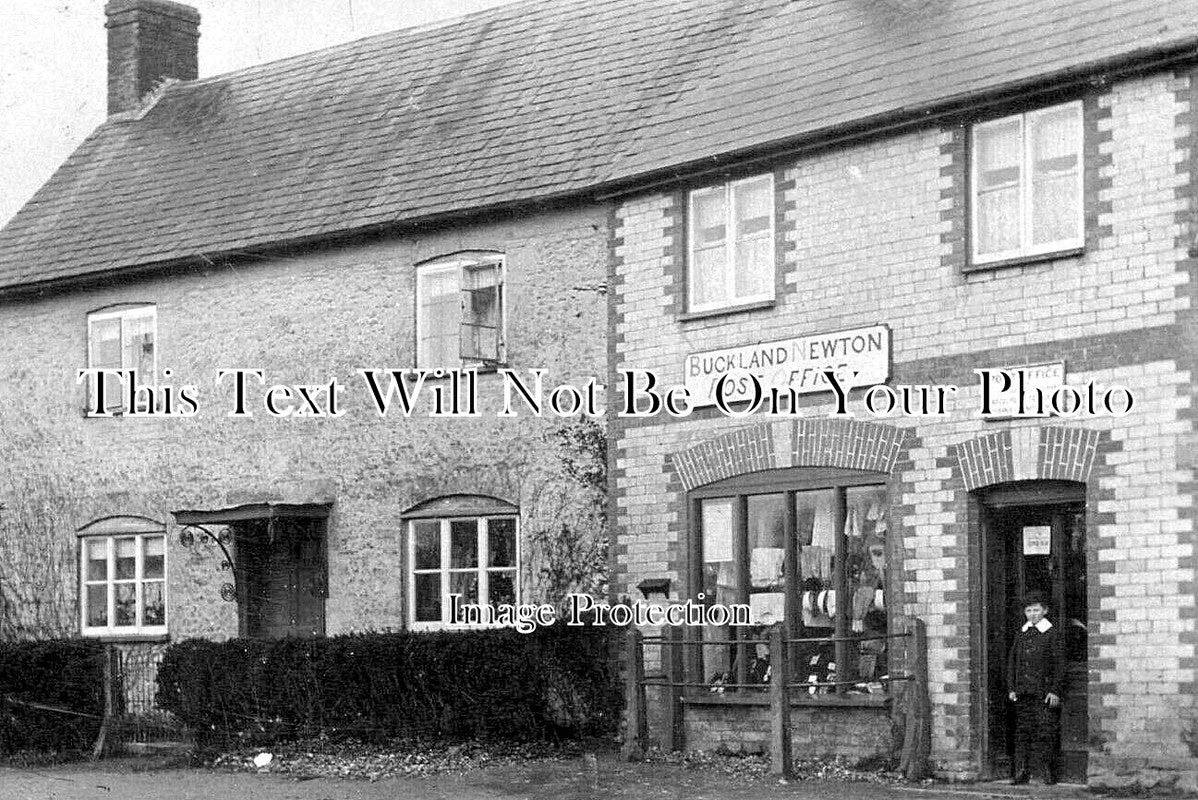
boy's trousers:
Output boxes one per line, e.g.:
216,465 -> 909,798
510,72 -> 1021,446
1013,694 -> 1060,779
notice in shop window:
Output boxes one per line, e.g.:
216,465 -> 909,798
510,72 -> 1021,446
1022,525 -> 1051,555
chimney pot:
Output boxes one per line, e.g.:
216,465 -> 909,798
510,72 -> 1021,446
105,0 -> 200,116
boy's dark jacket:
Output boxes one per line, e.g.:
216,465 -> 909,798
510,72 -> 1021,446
1007,621 -> 1065,697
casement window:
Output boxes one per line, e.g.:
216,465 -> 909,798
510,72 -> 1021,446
86,304 -> 156,411
404,495 -> 519,631
971,101 -> 1084,264
78,517 -> 167,637
416,252 -> 505,368
694,471 -> 889,692
687,174 -> 775,312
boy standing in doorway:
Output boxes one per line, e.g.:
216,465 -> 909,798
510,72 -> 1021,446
1007,591 -> 1065,785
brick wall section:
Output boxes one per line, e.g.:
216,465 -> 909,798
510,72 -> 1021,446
612,69 -> 1198,784
684,701 -> 893,761
0,203 -> 609,641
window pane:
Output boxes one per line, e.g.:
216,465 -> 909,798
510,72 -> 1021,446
489,570 -> 516,606
143,581 -> 165,626
975,118 -> 1021,189
1030,106 -> 1080,165
86,585 -> 108,627
691,245 -> 726,307
700,498 -> 736,683
733,178 -> 771,238
701,498 -> 735,600
1030,106 -> 1081,247
976,186 -> 1020,256
89,318 -> 121,368
419,267 -> 460,366
413,521 -> 441,570
1031,175 -> 1080,246
796,489 -> 836,630
414,574 -> 441,622
845,485 -> 889,684
89,318 -> 123,407
86,539 -> 108,581
449,572 -> 478,620
450,520 -> 478,567
462,263 -> 501,361
115,537 -> 137,580
748,493 -> 785,626
124,311 -> 155,378
974,117 -> 1023,257
114,583 -> 137,626
143,536 -> 165,579
488,518 -> 516,567
733,236 -> 772,299
692,190 -> 726,245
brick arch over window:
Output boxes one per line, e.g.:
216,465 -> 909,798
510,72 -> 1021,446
952,426 -> 1102,492
670,419 -> 908,492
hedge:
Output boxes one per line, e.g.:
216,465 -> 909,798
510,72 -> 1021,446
0,639 -> 106,755
155,624 -> 620,745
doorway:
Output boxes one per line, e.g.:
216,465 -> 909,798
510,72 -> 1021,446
234,517 -> 328,639
981,484 -> 1088,783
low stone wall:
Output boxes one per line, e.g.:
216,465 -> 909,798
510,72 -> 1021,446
679,697 -> 894,761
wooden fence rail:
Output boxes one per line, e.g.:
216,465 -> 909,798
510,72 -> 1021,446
622,617 -> 931,778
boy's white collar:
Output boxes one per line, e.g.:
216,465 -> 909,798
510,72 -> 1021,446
1021,618 -> 1053,633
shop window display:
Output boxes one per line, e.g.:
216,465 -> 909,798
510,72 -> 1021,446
696,477 -> 889,694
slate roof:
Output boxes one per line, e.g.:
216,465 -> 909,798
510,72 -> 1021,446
2,0 -> 1197,290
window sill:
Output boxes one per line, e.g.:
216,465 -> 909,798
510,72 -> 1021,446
81,632 -> 170,644
417,363 -> 508,380
679,299 -> 776,323
682,692 -> 890,708
964,247 -> 1084,274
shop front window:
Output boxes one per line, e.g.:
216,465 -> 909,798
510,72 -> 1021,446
694,471 -> 889,694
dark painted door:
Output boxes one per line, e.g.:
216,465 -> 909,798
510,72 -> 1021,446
985,502 -> 1088,783
237,518 -> 327,639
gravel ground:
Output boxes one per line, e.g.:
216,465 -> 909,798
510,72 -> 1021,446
0,747 -> 1090,800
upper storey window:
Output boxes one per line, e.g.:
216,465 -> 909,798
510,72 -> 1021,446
87,304 -> 156,412
687,175 -> 774,312
416,252 -> 505,367
971,101 -> 1084,265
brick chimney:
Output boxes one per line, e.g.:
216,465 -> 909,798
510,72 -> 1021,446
105,0 -> 200,115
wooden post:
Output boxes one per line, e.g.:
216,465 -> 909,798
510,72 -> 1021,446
768,625 -> 792,777
663,625 -> 686,752
831,489 -> 849,692
901,618 -> 931,781
622,627 -> 647,760
91,645 -> 118,760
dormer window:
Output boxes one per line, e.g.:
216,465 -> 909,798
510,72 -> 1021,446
416,252 -> 506,368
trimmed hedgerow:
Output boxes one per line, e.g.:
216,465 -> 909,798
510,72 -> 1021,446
0,639 -> 106,755
156,624 -> 619,745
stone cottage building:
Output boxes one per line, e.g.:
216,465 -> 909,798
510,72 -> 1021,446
2,0 -> 1198,791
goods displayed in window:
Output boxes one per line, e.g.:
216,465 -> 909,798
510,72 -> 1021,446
698,479 -> 888,694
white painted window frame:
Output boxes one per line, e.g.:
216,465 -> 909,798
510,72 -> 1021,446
415,252 -> 507,368
970,101 -> 1085,265
86,304 -> 158,412
80,532 -> 168,637
687,173 -> 776,313
407,515 -> 520,632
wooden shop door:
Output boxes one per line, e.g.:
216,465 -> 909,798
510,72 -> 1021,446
982,488 -> 1088,784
